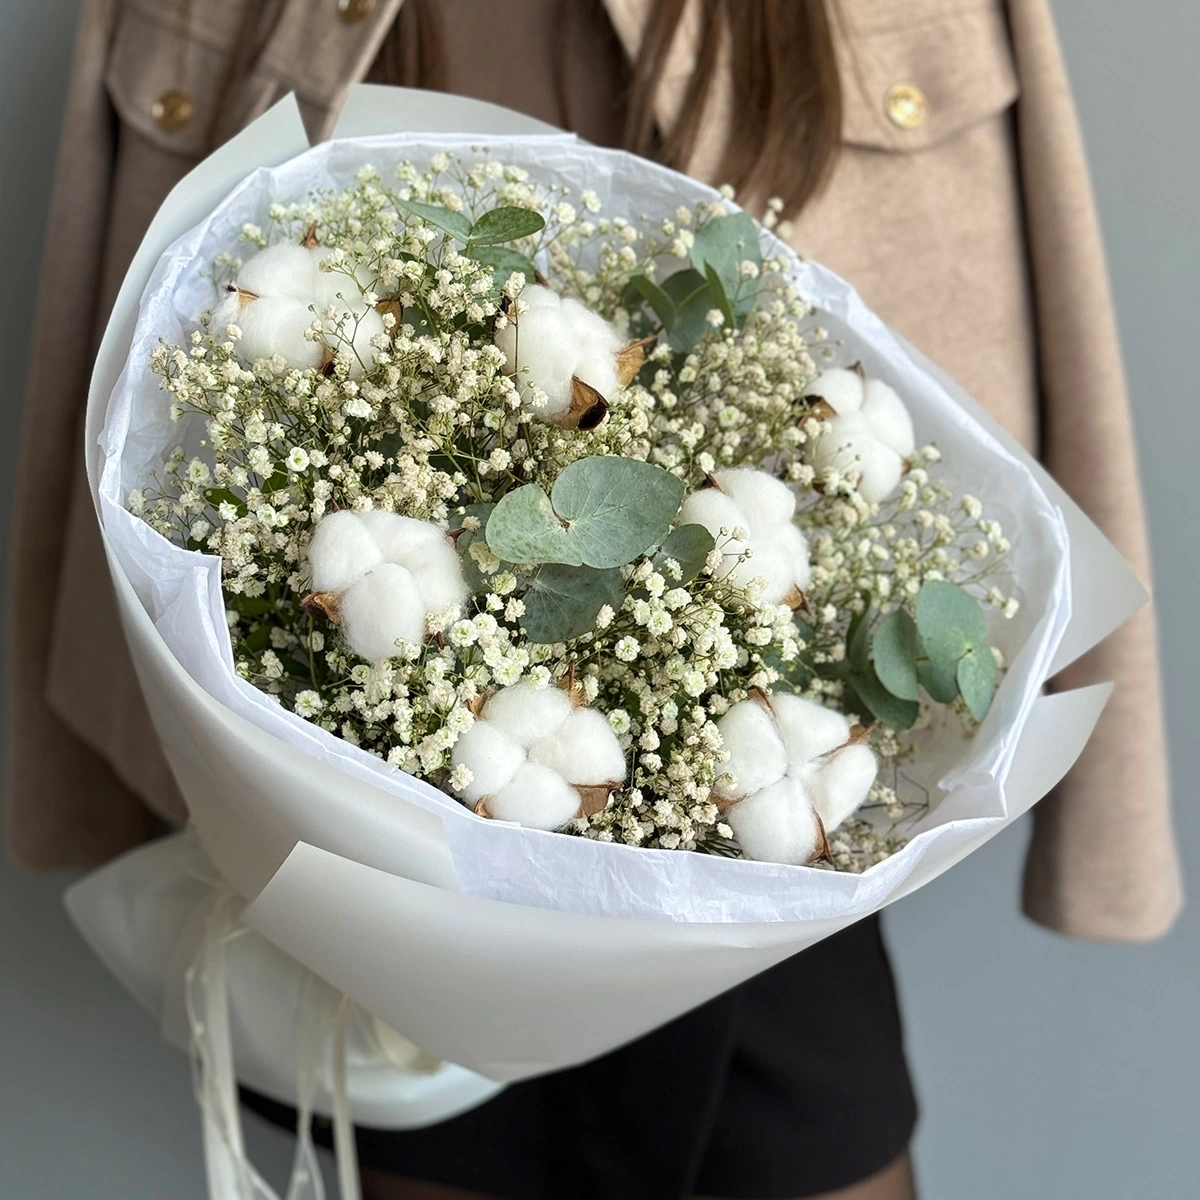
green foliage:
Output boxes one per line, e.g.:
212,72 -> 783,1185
486,457 -> 685,569
398,199 -> 472,241
914,580 -> 995,719
521,564 -> 625,644
703,262 -> 735,331
622,274 -> 676,330
689,211 -> 761,318
467,246 -> 538,292
847,665 -> 919,730
450,503 -> 496,592
660,268 -> 718,352
917,659 -> 960,704
872,609 -> 919,701
653,524 -> 716,584
468,206 -> 546,246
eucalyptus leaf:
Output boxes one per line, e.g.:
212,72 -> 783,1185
956,645 -> 996,721
689,211 -> 761,317
661,268 -> 716,352
846,604 -> 873,672
550,457 -> 685,569
450,503 -> 496,593
468,206 -> 546,246
917,658 -> 960,704
873,609 -> 919,701
398,199 -> 472,241
915,580 -> 989,667
849,666 -> 919,730
467,246 -> 538,292
654,523 -> 716,584
486,485 -> 581,567
703,262 -> 735,331
522,564 -> 625,644
623,274 -> 676,330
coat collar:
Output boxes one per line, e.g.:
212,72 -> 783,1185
238,0 -> 727,179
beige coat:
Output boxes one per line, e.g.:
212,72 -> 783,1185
4,0 -> 1181,939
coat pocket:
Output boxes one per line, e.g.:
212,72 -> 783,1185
835,0 -> 1019,152
104,0 -> 248,158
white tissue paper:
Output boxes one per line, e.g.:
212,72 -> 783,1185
74,88 -> 1144,1123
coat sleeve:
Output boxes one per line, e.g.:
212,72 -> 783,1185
3,0 -> 179,869
1009,0 -> 1182,939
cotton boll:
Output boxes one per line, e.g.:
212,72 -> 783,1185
210,290 -> 243,336
495,285 -> 628,423
806,368 -> 915,503
807,367 -> 865,414
854,441 -> 905,505
528,706 -> 627,786
487,761 -> 583,829
777,522 -> 811,591
727,777 -> 824,865
768,693 -> 849,765
714,700 -> 788,800
308,247 -> 375,308
404,537 -> 469,615
233,296 -> 324,370
861,379 -> 915,456
810,742 -> 877,832
450,719 -> 525,803
711,468 -> 795,533
356,510 -> 447,563
482,683 -> 573,749
738,541 -> 799,605
308,511 -> 384,593
339,563 -> 425,660
679,488 -> 748,566
236,244 -> 319,303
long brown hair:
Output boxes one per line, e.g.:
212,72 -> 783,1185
371,0 -> 842,219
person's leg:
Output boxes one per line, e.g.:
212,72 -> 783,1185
692,1149 -> 918,1200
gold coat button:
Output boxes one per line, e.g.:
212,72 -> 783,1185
885,83 -> 928,130
151,90 -> 195,132
337,0 -> 376,21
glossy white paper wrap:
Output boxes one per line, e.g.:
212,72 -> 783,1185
78,89 -> 1142,1085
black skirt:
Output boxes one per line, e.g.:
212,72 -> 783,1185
243,914 -> 916,1200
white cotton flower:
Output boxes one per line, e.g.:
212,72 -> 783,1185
306,509 -> 467,661
806,367 -> 915,503
679,468 -> 810,607
450,683 -> 627,829
716,692 -> 877,865
212,241 -> 383,378
494,284 -> 634,429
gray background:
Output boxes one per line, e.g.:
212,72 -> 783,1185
1,2 -> 1195,1196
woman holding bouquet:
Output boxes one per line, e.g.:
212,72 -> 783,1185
5,1 -> 1179,1199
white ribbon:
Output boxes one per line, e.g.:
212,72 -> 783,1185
185,887 -> 362,1200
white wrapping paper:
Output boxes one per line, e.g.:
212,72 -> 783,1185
76,89 -> 1147,1085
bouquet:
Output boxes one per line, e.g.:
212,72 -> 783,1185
70,88 -> 1143,1200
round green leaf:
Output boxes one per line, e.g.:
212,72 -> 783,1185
550,458 -> 685,569
398,199 -> 472,242
486,485 -> 581,566
623,274 -> 676,330
654,524 -> 715,583
661,268 -> 717,352
848,666 -> 919,730
522,565 -> 625,644
873,609 -> 919,701
917,659 -> 960,704
468,206 -> 546,247
846,603 -> 873,672
915,580 -> 989,667
689,211 -> 761,318
956,645 -> 996,722
468,246 -> 538,292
